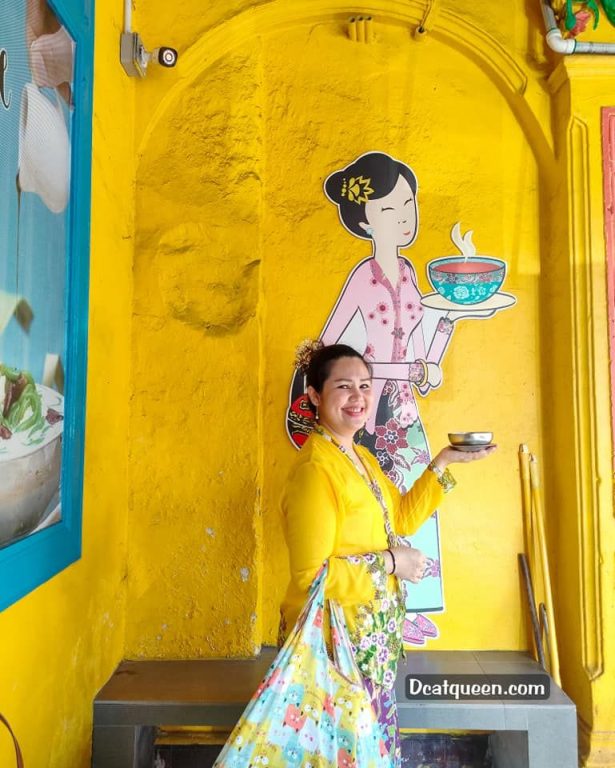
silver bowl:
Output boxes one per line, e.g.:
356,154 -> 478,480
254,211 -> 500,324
448,431 -> 493,446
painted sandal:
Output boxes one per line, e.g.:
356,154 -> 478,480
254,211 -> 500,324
413,613 -> 439,639
403,618 -> 425,646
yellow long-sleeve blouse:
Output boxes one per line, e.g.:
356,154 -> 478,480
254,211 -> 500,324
280,430 -> 445,687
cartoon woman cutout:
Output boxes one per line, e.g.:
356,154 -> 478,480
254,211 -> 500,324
286,151 -> 509,645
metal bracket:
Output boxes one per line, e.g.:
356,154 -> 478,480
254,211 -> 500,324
120,32 -> 148,77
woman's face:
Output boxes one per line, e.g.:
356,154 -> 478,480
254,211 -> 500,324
307,356 -> 373,443
360,174 -> 418,248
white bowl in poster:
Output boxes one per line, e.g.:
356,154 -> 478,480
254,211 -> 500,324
0,385 -> 64,548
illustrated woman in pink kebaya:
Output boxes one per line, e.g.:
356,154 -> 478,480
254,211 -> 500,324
286,151 -> 506,644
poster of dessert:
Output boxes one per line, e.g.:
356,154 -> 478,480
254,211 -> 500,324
0,0 -> 74,549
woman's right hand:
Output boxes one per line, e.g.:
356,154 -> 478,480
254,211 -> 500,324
389,545 -> 427,583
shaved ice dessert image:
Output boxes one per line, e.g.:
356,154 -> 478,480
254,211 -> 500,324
0,363 -> 64,547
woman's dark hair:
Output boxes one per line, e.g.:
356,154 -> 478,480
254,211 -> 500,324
306,344 -> 372,394
324,151 -> 418,239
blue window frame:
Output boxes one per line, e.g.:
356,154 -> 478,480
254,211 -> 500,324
0,0 -> 93,610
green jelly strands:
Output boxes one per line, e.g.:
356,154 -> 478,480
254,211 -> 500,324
565,0 -> 600,29
602,0 -> 615,25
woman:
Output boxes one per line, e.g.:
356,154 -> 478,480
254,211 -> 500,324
287,152 -> 476,644
280,343 -> 495,766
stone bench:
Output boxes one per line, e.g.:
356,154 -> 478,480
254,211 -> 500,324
92,649 -> 577,768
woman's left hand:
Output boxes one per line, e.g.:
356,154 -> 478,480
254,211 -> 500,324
431,444 -> 497,471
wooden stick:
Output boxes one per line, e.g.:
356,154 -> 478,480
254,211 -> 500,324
539,602 -> 552,673
529,454 -> 561,686
519,444 -> 542,661
518,445 -> 533,565
518,553 -> 545,667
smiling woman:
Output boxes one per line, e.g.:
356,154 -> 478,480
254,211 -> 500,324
280,342 -> 496,765
305,345 -> 374,440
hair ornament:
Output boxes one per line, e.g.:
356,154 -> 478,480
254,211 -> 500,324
294,338 -> 323,373
346,175 -> 374,204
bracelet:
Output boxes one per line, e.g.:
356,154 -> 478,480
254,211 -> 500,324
427,460 -> 457,493
416,359 -> 428,387
386,548 -> 396,575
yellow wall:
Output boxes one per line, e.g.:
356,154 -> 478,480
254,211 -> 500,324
1,2 -> 615,767
542,58 -> 615,765
259,20 -> 542,648
126,2 -> 615,763
128,1 -> 548,655
0,1 -> 134,765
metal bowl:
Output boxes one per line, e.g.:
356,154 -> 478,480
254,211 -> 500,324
448,431 -> 493,446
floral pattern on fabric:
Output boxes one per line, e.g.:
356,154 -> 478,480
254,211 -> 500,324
363,677 -> 401,767
339,553 -> 405,689
350,591 -> 405,690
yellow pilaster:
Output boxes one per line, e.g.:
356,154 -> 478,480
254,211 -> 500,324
546,57 -> 615,767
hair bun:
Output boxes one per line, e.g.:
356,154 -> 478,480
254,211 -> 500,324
324,169 -> 348,205
294,338 -> 323,373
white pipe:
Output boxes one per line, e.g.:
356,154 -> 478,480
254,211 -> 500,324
124,0 -> 132,34
540,0 -> 615,54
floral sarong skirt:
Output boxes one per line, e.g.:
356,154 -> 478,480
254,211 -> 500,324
363,676 -> 401,767
356,379 -> 443,614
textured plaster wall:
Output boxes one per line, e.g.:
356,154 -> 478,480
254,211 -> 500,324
129,3 -> 549,657
0,1 -> 134,765
125,47 -> 264,656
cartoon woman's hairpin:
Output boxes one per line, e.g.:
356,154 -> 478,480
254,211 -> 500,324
341,175 -> 374,204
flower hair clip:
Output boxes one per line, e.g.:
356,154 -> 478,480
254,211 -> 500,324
341,175 -> 374,204
294,338 -> 323,373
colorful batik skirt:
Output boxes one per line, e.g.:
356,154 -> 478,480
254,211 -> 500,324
363,676 -> 401,767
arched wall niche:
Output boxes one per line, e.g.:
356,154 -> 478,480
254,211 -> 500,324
136,1 -> 556,179
128,3 -> 554,655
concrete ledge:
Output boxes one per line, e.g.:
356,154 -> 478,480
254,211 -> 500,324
92,650 -> 577,768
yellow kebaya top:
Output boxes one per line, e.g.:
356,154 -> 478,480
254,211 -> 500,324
279,429 -> 445,687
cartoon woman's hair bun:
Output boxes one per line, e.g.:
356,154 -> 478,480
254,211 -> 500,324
324,169 -> 347,205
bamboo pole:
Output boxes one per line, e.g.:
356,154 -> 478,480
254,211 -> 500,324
519,444 -> 542,662
518,553 -> 545,668
529,454 -> 561,686
518,445 -> 533,564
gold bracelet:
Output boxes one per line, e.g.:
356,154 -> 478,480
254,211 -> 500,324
427,460 -> 456,493
417,359 -> 428,387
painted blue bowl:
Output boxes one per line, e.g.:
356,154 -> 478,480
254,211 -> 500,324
428,256 -> 506,305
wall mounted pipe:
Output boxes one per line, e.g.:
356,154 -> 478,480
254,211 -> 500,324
540,0 -> 615,54
124,0 -> 132,34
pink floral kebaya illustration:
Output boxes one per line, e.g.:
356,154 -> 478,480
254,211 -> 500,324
287,151 -> 514,645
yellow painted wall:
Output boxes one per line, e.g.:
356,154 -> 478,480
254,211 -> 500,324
127,2 -> 615,763
1,1 -> 615,767
0,1 -> 134,765
541,58 -> 615,765
128,1 -> 548,656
